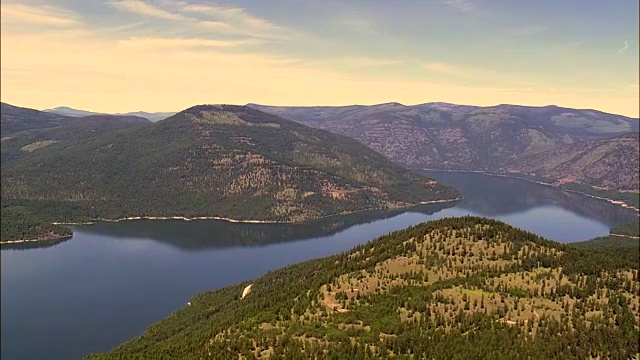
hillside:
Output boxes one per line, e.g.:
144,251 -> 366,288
504,132 -> 639,191
248,103 -> 639,194
1,104 -> 458,242
1,102 -> 71,134
86,216 -> 639,359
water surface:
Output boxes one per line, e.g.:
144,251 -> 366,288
2,171 -> 636,359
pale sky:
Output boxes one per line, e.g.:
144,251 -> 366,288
1,0 -> 639,117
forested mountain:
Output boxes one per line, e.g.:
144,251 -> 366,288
1,104 -> 458,242
248,103 -> 639,197
2,102 -> 72,134
86,216 -> 639,359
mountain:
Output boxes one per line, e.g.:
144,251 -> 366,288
1,104 -> 459,242
1,104 -> 154,242
122,111 -> 177,122
505,132 -> 639,191
86,216 -> 639,359
44,106 -> 176,122
248,103 -> 639,194
2,107 -> 151,168
43,106 -> 103,117
2,102 -> 71,134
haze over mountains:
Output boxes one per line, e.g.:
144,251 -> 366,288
44,106 -> 176,122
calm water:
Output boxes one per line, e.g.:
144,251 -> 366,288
2,171 -> 637,360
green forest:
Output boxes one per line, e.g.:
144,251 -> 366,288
0,205 -> 72,244
86,216 -> 640,359
610,221 -> 640,238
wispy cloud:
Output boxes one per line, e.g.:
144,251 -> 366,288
110,0 -> 188,21
617,40 -> 628,54
511,26 -> 547,36
0,4 -> 80,26
108,1 -> 292,40
117,37 -> 262,49
442,0 -> 476,12
423,62 -> 462,75
182,4 -> 289,39
331,56 -> 400,68
339,16 -> 377,35
631,84 -> 639,91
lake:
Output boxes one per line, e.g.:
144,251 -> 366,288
1,171 -> 637,360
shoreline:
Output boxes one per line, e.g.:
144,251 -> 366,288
418,168 -> 640,213
609,233 -> 640,240
54,197 -> 463,226
1,234 -> 73,246
2,196 -> 462,246
35,197 -> 463,228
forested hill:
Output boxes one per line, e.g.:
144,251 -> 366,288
86,216 -> 639,359
1,104 -> 458,242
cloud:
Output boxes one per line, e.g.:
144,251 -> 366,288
117,37 -> 262,49
339,16 -> 376,35
182,4 -> 289,39
511,26 -> 547,36
109,0 -> 188,21
618,40 -> 628,54
443,0 -> 476,12
631,84 -> 639,91
336,57 -> 399,67
0,3 -> 80,26
423,62 -> 462,75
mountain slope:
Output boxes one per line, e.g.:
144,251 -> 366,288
505,132 -> 639,191
1,104 -> 459,230
86,216 -> 639,359
248,103 -> 639,192
1,110 -> 151,167
1,102 -> 71,134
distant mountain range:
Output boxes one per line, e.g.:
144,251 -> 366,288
248,102 -> 639,203
1,103 -> 458,242
44,106 -> 176,122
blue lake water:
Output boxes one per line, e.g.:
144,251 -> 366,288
1,171 -> 637,359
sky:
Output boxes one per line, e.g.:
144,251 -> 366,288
1,0 -> 638,117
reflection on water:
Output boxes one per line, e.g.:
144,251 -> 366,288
75,202 -> 454,250
420,170 -> 636,227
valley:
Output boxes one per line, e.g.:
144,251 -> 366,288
2,1 -> 638,359
1,102 -> 638,360
2,170 -> 637,360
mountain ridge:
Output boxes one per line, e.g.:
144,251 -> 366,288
247,102 -> 639,207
